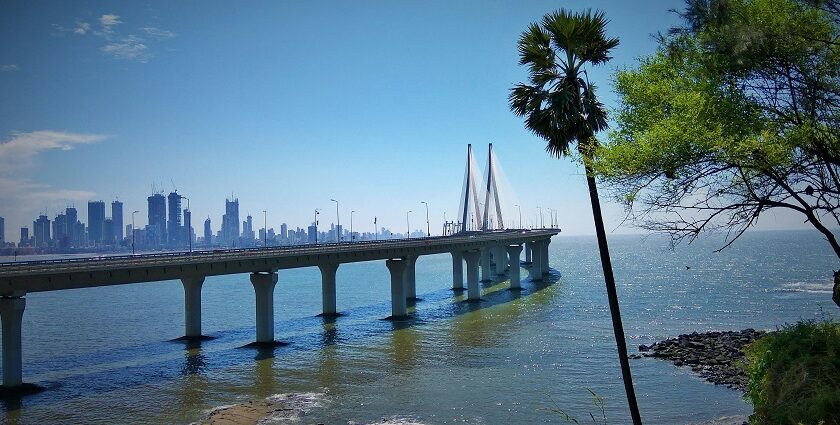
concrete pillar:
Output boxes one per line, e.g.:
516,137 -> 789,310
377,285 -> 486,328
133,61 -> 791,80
181,277 -> 205,338
250,272 -> 278,343
0,297 -> 25,387
451,251 -> 464,290
494,246 -> 507,275
507,245 -> 523,289
480,247 -> 492,282
386,258 -> 408,318
531,240 -> 544,281
405,255 -> 418,300
318,263 -> 339,315
542,239 -> 551,275
463,250 -> 481,301
525,242 -> 532,263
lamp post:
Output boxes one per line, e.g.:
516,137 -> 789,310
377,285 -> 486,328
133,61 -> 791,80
263,210 -> 267,247
330,198 -> 340,242
406,210 -> 412,239
420,201 -> 430,237
131,210 -> 139,255
350,210 -> 355,241
314,209 -> 320,244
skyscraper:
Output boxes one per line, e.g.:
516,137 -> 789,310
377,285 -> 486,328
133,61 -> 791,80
183,208 -> 192,246
112,201 -> 123,242
103,218 -> 115,245
280,223 -> 288,240
65,207 -> 78,246
147,194 -> 167,247
88,201 -> 106,244
204,217 -> 212,246
33,215 -> 50,247
19,227 -> 29,246
224,198 -> 239,246
167,192 -> 182,247
0,216 -> 4,246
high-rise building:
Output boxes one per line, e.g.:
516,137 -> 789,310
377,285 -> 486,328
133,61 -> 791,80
280,223 -> 288,240
33,215 -> 50,247
224,198 -> 240,246
87,201 -> 106,244
167,192 -> 182,247
104,218 -> 115,245
204,217 -> 212,246
19,227 -> 29,247
147,194 -> 167,247
183,208 -> 192,246
307,224 -> 317,243
112,201 -> 123,242
0,216 -> 4,246
65,207 -> 78,246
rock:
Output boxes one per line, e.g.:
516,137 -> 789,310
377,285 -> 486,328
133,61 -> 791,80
639,344 -> 649,351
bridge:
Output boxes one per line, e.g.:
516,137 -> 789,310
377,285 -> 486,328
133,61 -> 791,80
0,144 -> 560,391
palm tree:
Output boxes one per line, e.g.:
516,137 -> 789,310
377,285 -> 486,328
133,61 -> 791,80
509,9 -> 642,424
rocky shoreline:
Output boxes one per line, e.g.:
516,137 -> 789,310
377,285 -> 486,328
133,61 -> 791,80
631,328 -> 766,391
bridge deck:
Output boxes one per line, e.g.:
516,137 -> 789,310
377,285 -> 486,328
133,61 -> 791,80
0,229 -> 558,295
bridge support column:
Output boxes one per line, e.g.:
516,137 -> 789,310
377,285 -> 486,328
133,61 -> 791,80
480,247 -> 492,282
494,246 -> 507,275
507,245 -> 523,289
525,242 -> 532,263
318,263 -> 339,316
463,250 -> 481,301
531,240 -> 544,281
542,239 -> 551,275
181,277 -> 205,338
451,251 -> 464,290
405,255 -> 418,300
0,297 -> 25,388
386,258 -> 408,318
250,272 -> 278,344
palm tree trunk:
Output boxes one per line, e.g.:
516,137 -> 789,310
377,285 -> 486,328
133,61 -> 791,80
584,164 -> 643,425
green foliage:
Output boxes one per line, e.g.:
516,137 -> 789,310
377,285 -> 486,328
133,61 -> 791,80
744,320 -> 840,424
592,0 -> 840,263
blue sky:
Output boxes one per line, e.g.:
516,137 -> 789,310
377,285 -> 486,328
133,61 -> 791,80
0,0 -> 809,238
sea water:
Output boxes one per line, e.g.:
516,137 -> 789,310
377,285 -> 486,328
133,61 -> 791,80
0,230 -> 835,424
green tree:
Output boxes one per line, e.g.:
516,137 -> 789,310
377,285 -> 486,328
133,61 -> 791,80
509,9 -> 642,424
594,0 -> 840,306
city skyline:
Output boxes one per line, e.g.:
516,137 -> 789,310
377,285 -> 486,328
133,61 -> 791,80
0,0 -> 818,245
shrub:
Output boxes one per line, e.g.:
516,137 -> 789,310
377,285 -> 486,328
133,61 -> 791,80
744,320 -> 840,424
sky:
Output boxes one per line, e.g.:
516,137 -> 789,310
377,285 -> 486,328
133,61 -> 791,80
0,0 -> 814,239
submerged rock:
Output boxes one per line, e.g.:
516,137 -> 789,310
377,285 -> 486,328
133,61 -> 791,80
636,329 -> 766,392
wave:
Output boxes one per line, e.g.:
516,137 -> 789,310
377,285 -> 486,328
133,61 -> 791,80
775,281 -> 833,294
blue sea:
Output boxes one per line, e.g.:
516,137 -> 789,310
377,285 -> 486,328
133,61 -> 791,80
0,230 -> 836,424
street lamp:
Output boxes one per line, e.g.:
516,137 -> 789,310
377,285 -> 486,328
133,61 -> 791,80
350,210 -> 355,241
420,201 -> 430,237
330,198 -> 340,242
314,209 -> 320,244
131,210 -> 139,254
514,204 -> 522,229
263,210 -> 267,247
406,210 -> 412,239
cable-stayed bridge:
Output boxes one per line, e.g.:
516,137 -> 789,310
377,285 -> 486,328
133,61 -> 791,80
0,145 -> 560,391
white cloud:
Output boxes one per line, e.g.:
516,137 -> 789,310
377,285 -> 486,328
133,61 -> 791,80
0,64 -> 18,72
101,35 -> 150,62
0,131 -> 107,168
74,21 -> 91,35
99,14 -> 122,32
0,131 -> 105,235
142,26 -> 175,39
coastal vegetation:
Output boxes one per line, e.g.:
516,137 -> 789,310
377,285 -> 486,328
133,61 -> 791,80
509,8 -> 642,424
744,319 -> 840,424
591,0 -> 840,307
